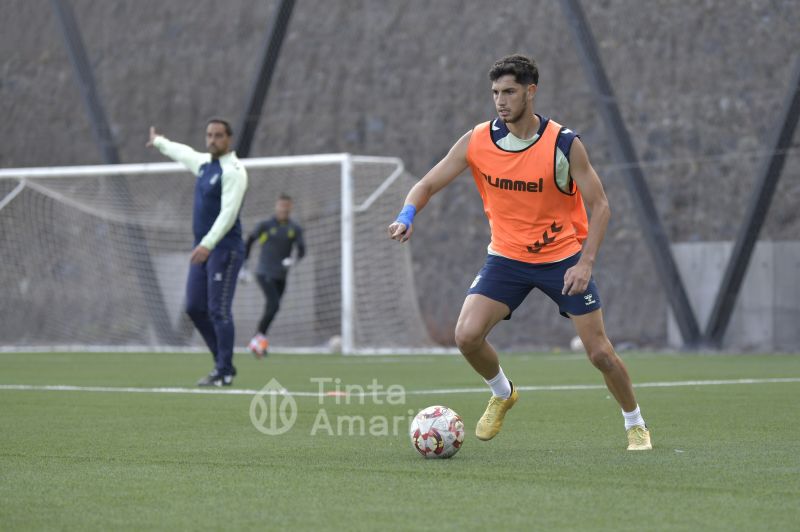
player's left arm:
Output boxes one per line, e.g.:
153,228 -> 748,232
283,225 -> 306,269
562,138 -> 611,296
192,161 -> 248,263
294,225 -> 306,261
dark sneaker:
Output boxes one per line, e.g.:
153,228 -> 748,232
197,372 -> 233,387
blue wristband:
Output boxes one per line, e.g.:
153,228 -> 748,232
395,204 -> 416,228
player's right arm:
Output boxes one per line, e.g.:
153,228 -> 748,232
146,126 -> 209,175
244,220 -> 266,262
388,130 -> 472,242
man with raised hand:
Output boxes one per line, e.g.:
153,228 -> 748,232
147,119 -> 248,387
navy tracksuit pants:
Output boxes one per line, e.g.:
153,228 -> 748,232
185,247 -> 243,377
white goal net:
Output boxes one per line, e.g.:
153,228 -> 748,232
0,154 -> 438,354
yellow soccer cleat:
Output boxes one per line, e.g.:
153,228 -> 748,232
475,383 -> 519,441
626,425 -> 652,451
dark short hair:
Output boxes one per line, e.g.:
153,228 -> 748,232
206,118 -> 233,136
278,193 -> 293,202
488,54 -> 539,85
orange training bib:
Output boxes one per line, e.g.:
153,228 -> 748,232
466,117 -> 588,263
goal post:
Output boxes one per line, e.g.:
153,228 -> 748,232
0,153 -> 439,354
341,154 -> 355,354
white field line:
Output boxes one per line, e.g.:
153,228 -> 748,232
0,378 -> 798,398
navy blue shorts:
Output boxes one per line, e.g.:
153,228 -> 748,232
466,253 -> 602,319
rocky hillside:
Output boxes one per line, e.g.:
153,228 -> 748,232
2,0 -> 799,348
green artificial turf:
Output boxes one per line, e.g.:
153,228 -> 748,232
1,351 -> 798,531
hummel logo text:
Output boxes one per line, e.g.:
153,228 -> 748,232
481,171 -> 544,193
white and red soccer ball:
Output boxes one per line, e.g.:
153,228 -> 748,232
409,405 -> 465,459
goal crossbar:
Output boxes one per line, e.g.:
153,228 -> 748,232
0,153 -> 401,179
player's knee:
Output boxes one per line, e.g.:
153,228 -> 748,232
587,347 -> 616,372
454,324 -> 484,354
208,304 -> 232,324
185,301 -> 206,320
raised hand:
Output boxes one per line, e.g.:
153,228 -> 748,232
146,126 -> 159,148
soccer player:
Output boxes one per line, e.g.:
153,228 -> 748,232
388,55 -> 652,451
147,119 -> 248,387
243,194 -> 306,358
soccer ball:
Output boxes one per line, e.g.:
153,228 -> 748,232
569,335 -> 584,352
327,335 -> 342,353
409,405 -> 465,458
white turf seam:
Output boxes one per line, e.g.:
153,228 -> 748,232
0,378 -> 798,397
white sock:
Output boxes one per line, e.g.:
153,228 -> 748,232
622,405 -> 645,431
485,367 -> 512,399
